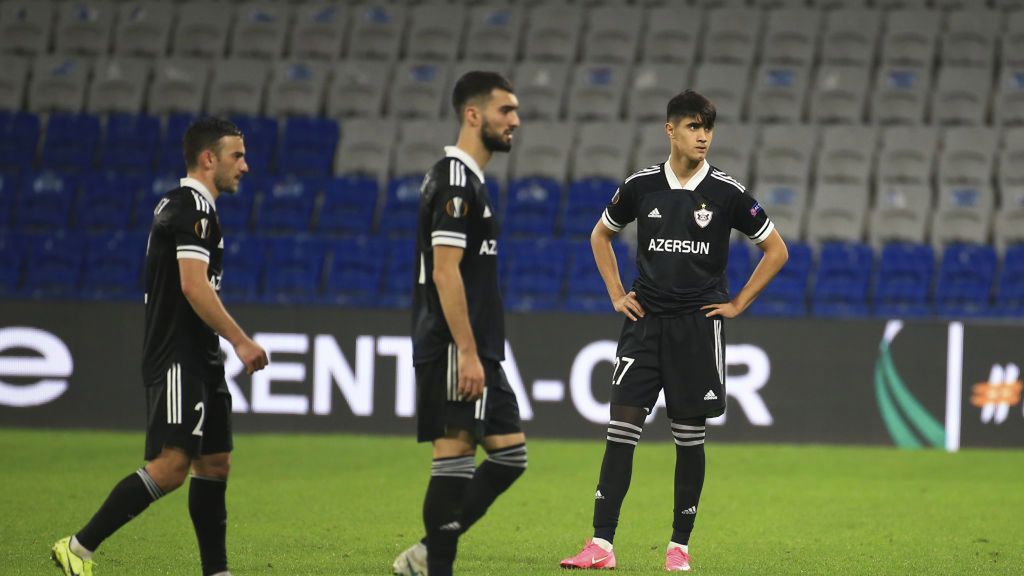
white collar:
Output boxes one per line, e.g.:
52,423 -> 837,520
444,146 -> 486,183
664,158 -> 709,191
180,177 -> 216,208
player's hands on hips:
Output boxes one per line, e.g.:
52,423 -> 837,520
702,300 -> 742,318
458,349 -> 485,401
614,291 -> 645,321
235,338 -> 269,375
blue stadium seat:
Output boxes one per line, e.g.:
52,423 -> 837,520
276,116 -> 338,177
263,234 -> 326,304
812,242 -> 873,317
99,113 -> 158,174
82,231 -> 146,300
874,243 -> 934,318
749,241 -> 812,317
16,171 -> 79,231
257,176 -> 319,232
135,172 -> 182,231
230,115 -> 277,174
563,178 -> 616,237
504,177 -> 562,237
77,172 -> 146,231
156,113 -> 195,172
215,182 -> 256,235
380,236 -> 415,309
997,245 -> 1024,317
0,172 -> 20,229
564,239 -> 631,313
22,230 -> 85,298
0,232 -> 22,296
318,176 -> 379,235
220,234 -> 266,304
0,111 -> 39,174
727,241 -> 754,299
935,243 -> 996,318
39,112 -> 99,173
324,235 -> 384,306
505,238 -> 566,311
379,176 -> 422,236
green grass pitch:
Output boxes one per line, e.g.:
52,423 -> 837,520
3,428 -> 1022,575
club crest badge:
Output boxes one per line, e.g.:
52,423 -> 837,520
694,203 -> 712,228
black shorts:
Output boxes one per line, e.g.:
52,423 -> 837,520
144,362 -> 233,461
415,345 -> 523,443
611,312 -> 726,420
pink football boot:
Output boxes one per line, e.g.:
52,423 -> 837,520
560,539 -> 617,570
664,547 -> 692,572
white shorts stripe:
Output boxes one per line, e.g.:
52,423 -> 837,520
714,319 -> 723,385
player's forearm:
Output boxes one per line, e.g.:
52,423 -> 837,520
591,223 -> 626,301
733,234 -> 788,313
181,279 -> 248,346
432,267 -> 478,355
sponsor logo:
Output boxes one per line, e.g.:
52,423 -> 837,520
704,390 -> 718,401
445,196 -> 468,218
479,239 -> 498,256
194,218 -> 210,239
0,327 -> 73,407
694,203 -> 713,228
971,363 -> 1022,425
648,207 -> 662,218
594,489 -> 605,500
483,205 -> 492,218
681,506 -> 697,515
648,238 -> 711,254
750,202 -> 762,216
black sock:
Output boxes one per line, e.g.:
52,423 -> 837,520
593,413 -> 645,544
423,455 -> 474,576
189,475 -> 229,576
76,468 -> 165,551
458,444 -> 527,533
670,419 -> 706,545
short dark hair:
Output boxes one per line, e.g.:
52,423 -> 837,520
183,117 -> 243,171
451,71 -> 515,119
666,90 -> 716,129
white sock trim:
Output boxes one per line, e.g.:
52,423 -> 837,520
592,537 -> 613,552
668,541 -> 688,553
70,535 -> 93,560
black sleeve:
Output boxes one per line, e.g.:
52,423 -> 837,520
600,181 -> 637,233
160,189 -> 217,263
730,191 -> 775,245
428,162 -> 473,250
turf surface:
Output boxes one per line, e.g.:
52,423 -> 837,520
3,429 -> 1022,575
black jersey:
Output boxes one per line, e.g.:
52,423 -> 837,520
142,179 -> 224,384
412,146 -> 504,365
602,160 -> 774,316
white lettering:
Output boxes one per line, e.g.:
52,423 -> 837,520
647,238 -> 711,254
313,335 -> 375,416
501,340 -> 534,420
220,337 -> 251,413
479,239 -> 498,256
709,344 -> 772,426
0,327 -> 73,407
251,333 -> 309,414
378,336 -> 415,417
569,340 -> 619,424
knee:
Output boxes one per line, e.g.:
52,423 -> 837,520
193,453 -> 231,480
146,451 -> 191,492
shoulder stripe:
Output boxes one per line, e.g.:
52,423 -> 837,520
449,160 -> 469,187
601,208 -> 624,232
624,165 -> 661,184
749,219 -> 775,244
710,172 -> 746,192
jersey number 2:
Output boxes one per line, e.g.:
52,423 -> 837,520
612,356 -> 635,386
192,402 -> 205,436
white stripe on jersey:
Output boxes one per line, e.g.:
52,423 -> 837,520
177,244 -> 210,256
176,245 -> 211,263
750,219 -> 775,244
710,172 -> 746,193
601,208 -> 624,232
624,165 -> 661,184
191,191 -> 211,213
432,230 -> 467,240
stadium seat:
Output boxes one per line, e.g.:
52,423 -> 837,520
78,172 -> 146,232
563,178 -> 617,237
0,54 -> 29,111
327,59 -> 393,119
933,127 -> 997,247
257,176 -> 319,232
821,9 -> 881,67
347,3 -> 407,61
748,64 -> 810,124
215,178 -> 257,234
582,6 -> 641,64
503,177 -> 562,237
81,231 -> 146,300
806,184 -> 869,245
266,60 -> 329,118
703,8 -> 761,67
707,123 -> 756,184
513,61 -> 570,121
572,122 -> 632,182
98,113 -> 159,174
135,172 -> 182,231
869,184 -> 932,247
755,124 -> 817,186
229,115 -> 277,175
289,3 -> 347,60
155,113 -> 194,173
931,67 -> 992,126
567,63 -> 628,121
752,181 -> 807,241
996,244 -> 1024,316
564,239 -> 632,313
761,9 -> 820,67
809,64 -> 871,125
881,10 -> 941,69
871,66 -> 931,125
0,1 -> 54,56
392,119 -> 455,179
0,231 -> 21,296
388,61 -> 451,119
876,0 -> 929,7
149,58 -> 210,117
996,135 -> 1024,250
691,63 -> 751,123
876,126 -> 938,187
406,4 -> 464,62
934,243 -> 996,318
641,6 -> 701,65
443,59 -> 514,119
87,57 -> 150,116
171,1 -> 232,59
941,10 -> 998,69
207,59 -> 270,118
1002,12 -> 1024,69
873,242 -> 934,317
726,240 -> 753,299
0,111 -> 39,174
627,63 -> 690,122
230,2 -> 288,60
334,117 -> 396,183
0,173 -> 21,229
633,121 -> 669,173
816,125 -> 876,188
219,234 -> 265,303
113,1 -> 173,58
263,234 -> 327,304
994,66 -> 1024,126
323,235 -> 385,307
938,127 -> 997,191
464,4 -> 523,63
54,0 -> 114,56
523,4 -> 583,62
510,122 -> 572,182
812,241 -> 873,317
277,116 -> 338,177
378,176 -> 422,236
748,240 -> 811,316
21,230 -> 85,298
379,236 -> 415,309
28,56 -> 90,114
40,112 -> 100,173
504,238 -> 567,311
318,176 -> 379,235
